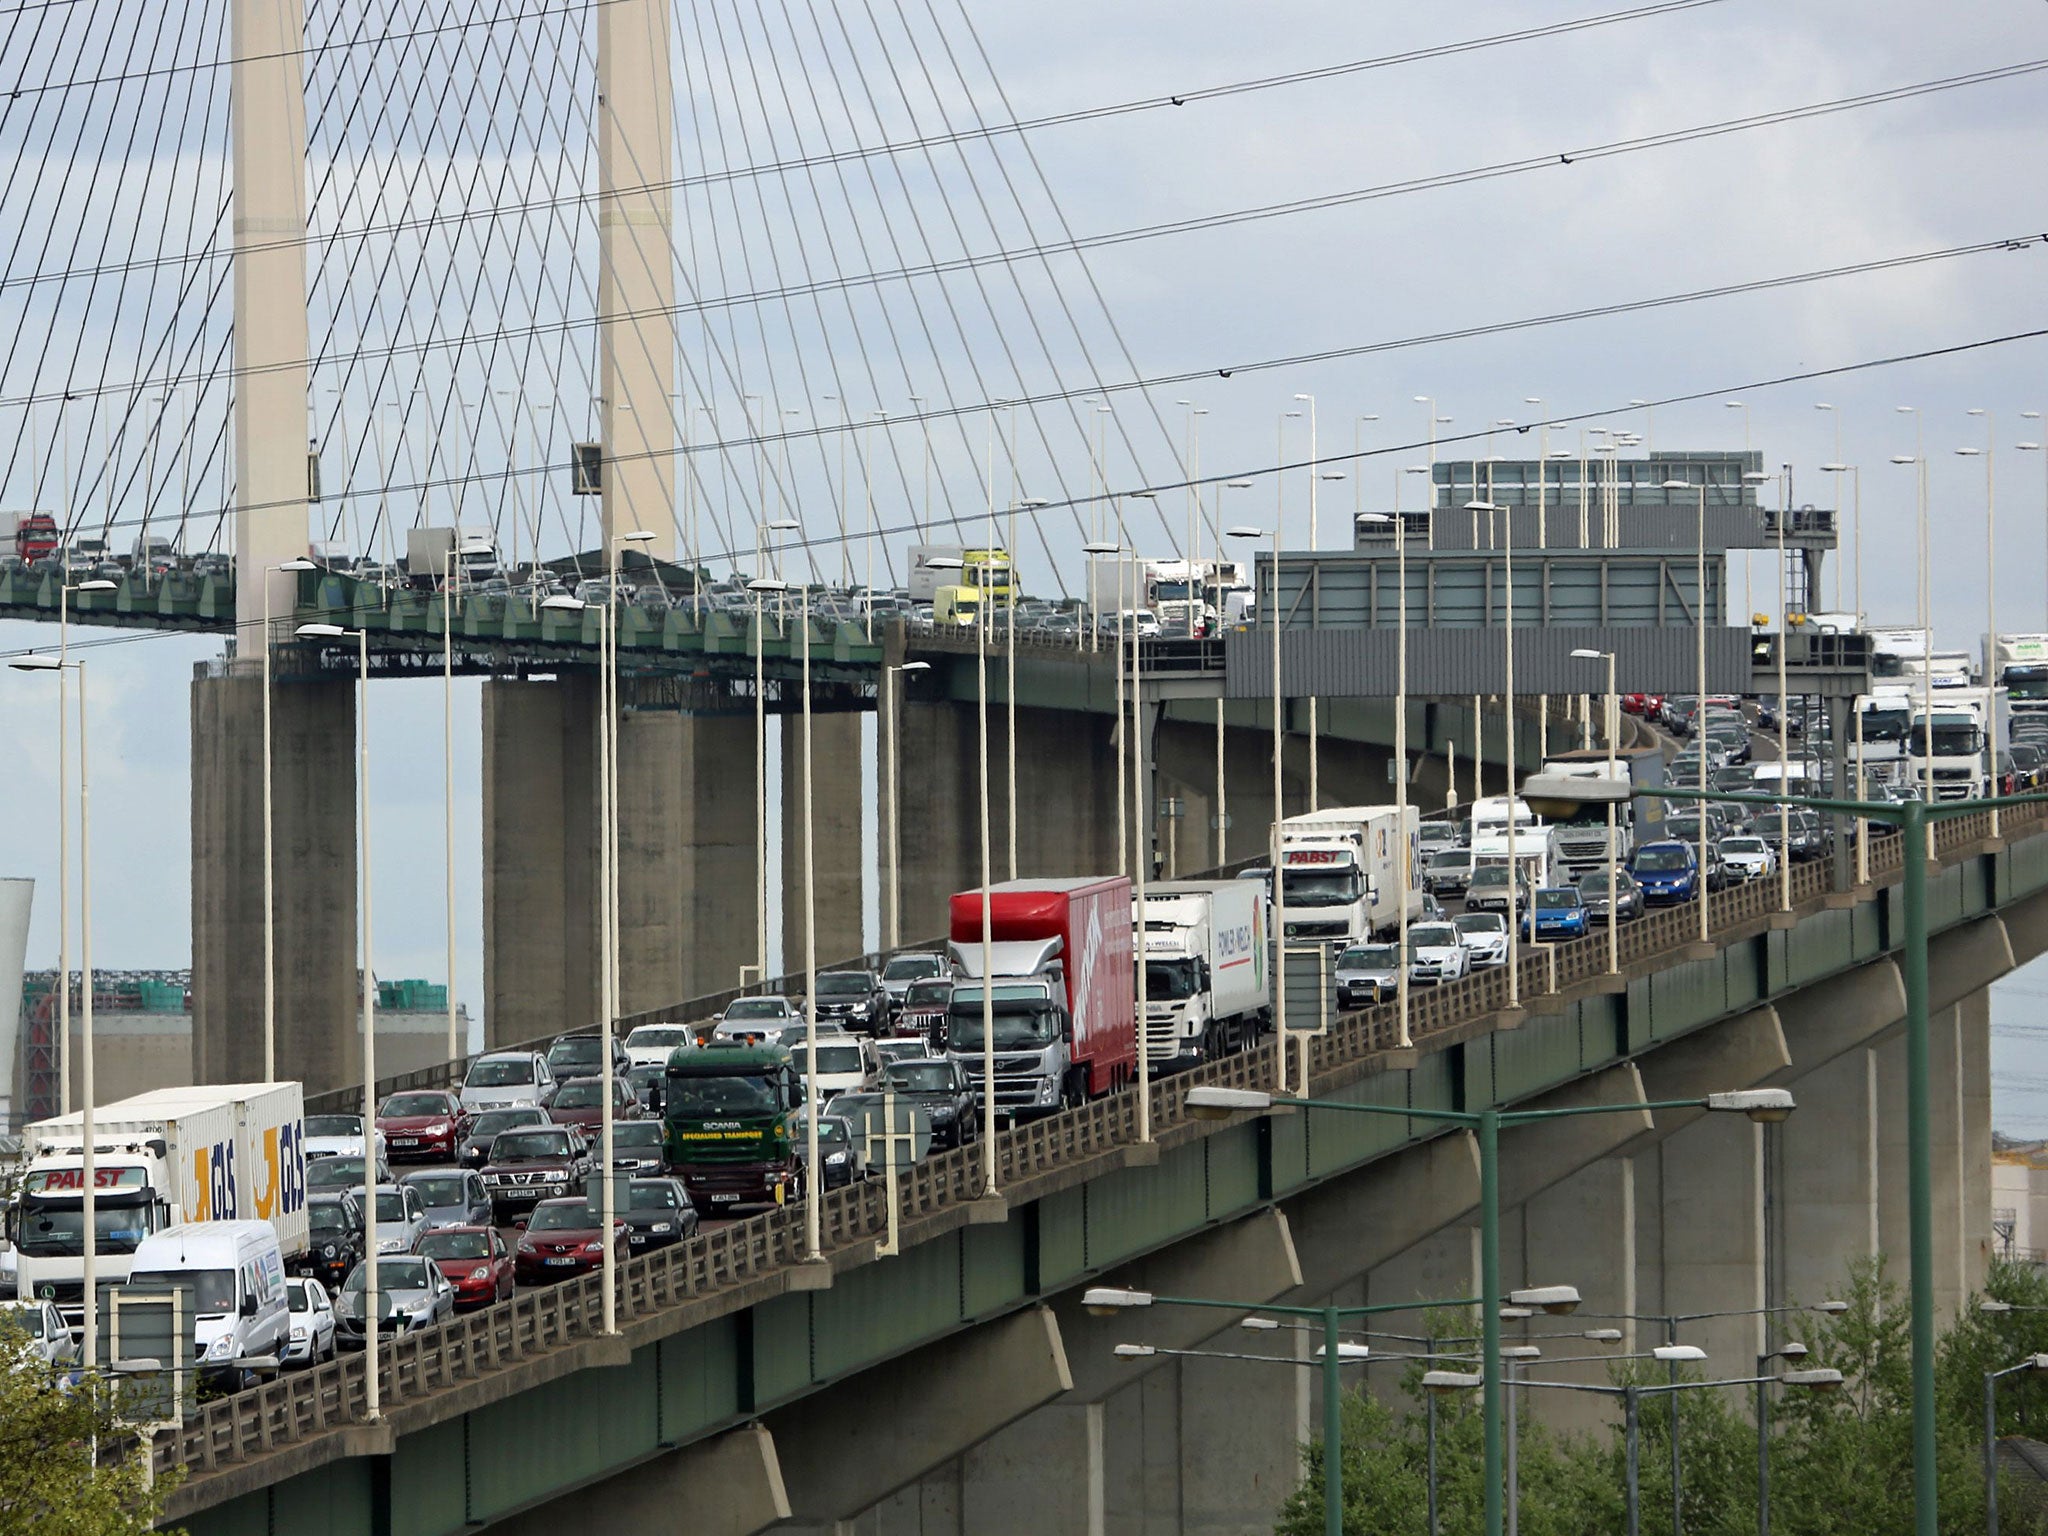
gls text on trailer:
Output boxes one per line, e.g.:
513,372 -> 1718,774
1137,880 -> 1272,1073
10,1083 -> 308,1337
947,877 -> 1137,1118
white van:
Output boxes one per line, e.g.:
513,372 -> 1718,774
126,1220 -> 290,1379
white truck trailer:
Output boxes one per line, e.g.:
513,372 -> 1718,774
1136,880 -> 1272,1072
1276,805 -> 1420,947
11,1083 -> 309,1337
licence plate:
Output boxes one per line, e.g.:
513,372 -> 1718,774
393,1137 -> 419,1147
707,1192 -> 740,1204
544,1257 -> 576,1267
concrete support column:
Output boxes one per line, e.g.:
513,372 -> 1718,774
230,0 -> 309,631
595,0 -> 675,560
678,713 -> 760,997
1877,996 -> 1989,1317
191,672 -> 356,1092
783,710 -> 867,967
616,710 -> 686,1016
1773,1043 -> 1879,1308
1642,1111 -> 1766,1367
1522,1156 -> 1636,1432
961,1403 -> 1105,1536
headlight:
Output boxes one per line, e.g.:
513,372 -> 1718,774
321,1244 -> 337,1259
290,1326 -> 307,1339
582,1240 -> 606,1254
929,1105 -> 954,1121
825,1152 -> 847,1166
377,1236 -> 405,1253
469,1267 -> 491,1282
425,1121 -> 449,1136
206,1335 -> 235,1360
650,1222 -> 673,1234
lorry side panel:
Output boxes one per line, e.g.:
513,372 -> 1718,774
1201,880 -> 1270,1020
1063,878 -> 1135,1096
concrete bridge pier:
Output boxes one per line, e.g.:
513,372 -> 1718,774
783,710 -> 867,968
484,680 -> 759,1041
191,671 -> 359,1092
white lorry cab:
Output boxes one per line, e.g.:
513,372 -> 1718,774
127,1220 -> 292,1378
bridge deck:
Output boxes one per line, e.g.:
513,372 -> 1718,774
161,797 -> 2046,1530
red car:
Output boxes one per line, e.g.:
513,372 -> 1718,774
374,1090 -> 472,1163
547,1075 -> 642,1138
513,1197 -> 633,1286
417,1225 -> 513,1309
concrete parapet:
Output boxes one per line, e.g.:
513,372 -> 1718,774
191,671 -> 357,1092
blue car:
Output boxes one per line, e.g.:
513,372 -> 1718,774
1629,842 -> 1700,906
1521,887 -> 1590,941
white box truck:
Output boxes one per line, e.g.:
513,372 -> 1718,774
1137,880 -> 1272,1072
11,1083 -> 309,1336
1277,805 -> 1420,947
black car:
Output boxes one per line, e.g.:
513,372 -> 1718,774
877,1057 -> 979,1149
457,1106 -> 550,1169
620,1177 -> 700,1254
608,1119 -> 668,1176
296,1191 -> 367,1291
546,1031 -> 630,1080
1576,867 -> 1644,923
625,1061 -> 666,1112
809,970 -> 890,1034
792,1113 -> 867,1188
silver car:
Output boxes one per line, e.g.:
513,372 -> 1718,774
0,1299 -> 78,1372
333,1257 -> 455,1348
371,1183 -> 429,1256
459,1051 -> 557,1112
1333,943 -> 1401,1010
399,1169 -> 494,1231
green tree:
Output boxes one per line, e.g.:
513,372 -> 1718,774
0,1323 -> 183,1536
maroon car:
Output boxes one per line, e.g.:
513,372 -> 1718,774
546,1075 -> 641,1138
418,1225 -> 513,1309
374,1090 -> 471,1163
513,1197 -> 633,1286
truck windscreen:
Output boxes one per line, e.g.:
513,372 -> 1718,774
17,1197 -> 153,1256
1282,869 -> 1363,906
664,1074 -> 780,1119
1145,958 -> 1201,1001
949,1000 -> 1059,1050
1920,722 -> 1983,755
2004,665 -> 2048,700
1860,706 -> 1910,742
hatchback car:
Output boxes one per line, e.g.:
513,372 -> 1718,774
1421,850 -> 1471,899
791,1114 -> 866,1190
306,1152 -> 393,1192
880,952 -> 949,1015
457,1106 -> 551,1169
514,1198 -> 633,1285
548,1075 -> 643,1136
1577,867 -> 1644,923
1334,942 -> 1401,1010
1464,865 -> 1531,916
375,1090 -> 471,1164
371,1183 -> 430,1255
1629,842 -> 1700,905
1717,834 -> 1776,882
417,1226 -> 513,1310
0,1299 -> 78,1373
606,1119 -> 669,1176
878,1057 -> 979,1148
1521,887 -> 1590,942
711,994 -> 803,1044
545,1032 -> 630,1080
283,1278 -> 337,1366
303,1113 -> 386,1163
458,1052 -> 556,1112
1452,912 -> 1509,967
399,1168 -> 494,1232
1406,923 -> 1470,984
620,1177 -> 700,1255
333,1256 -> 455,1347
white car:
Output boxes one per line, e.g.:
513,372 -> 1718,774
1407,922 -> 1471,984
796,1035 -> 881,1108
624,1023 -> 695,1069
1717,835 -> 1777,882
303,1113 -> 387,1163
1452,912 -> 1509,967
283,1277 -> 337,1366
0,1299 -> 78,1372
372,1183 -> 429,1256
712,995 -> 803,1043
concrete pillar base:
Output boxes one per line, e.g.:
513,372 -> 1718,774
1682,941 -> 1719,959
191,671 -> 357,1092
788,1258 -> 834,1292
1823,886 -> 1874,910
1768,910 -> 1798,930
965,1194 -> 1010,1224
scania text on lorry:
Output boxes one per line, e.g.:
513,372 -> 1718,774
11,1083 -> 308,1336
1137,880 -> 1272,1072
948,877 -> 1137,1117
1536,748 -> 1667,875
661,1045 -> 802,1209
1276,805 -> 1418,946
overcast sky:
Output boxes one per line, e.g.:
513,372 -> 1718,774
4,0 -> 2048,1119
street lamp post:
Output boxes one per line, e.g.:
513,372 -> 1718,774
1226,523 -> 1288,1092
1984,1353 -> 2048,1535
2017,420 -> 2045,628
1187,1081 -> 1793,1536
1571,649 -> 1621,974
752,519 -> 800,983
1962,411 -> 1998,837
1756,1340 -> 1812,1536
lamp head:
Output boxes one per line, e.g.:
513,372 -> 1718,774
1313,1342 -> 1371,1362
894,660 -> 932,675
1240,1317 -> 1282,1332
1113,1344 -> 1155,1360
276,557 -> 318,572
1501,1345 -> 1543,1360
1813,1301 -> 1850,1316
1082,1287 -> 1152,1317
74,578 -> 118,592
747,578 -> 789,594
1980,1299 -> 2014,1315
1775,1341 -> 1810,1361
294,622 -> 346,638
1080,542 -> 1119,556
1581,1329 -> 1623,1343
540,595 -> 585,611
1423,1369 -> 1485,1395
1509,1285 -> 1582,1316
1224,526 -> 1264,541
1185,1086 -> 1273,1120
765,519 -> 800,532
1652,1344 -> 1708,1363
1661,479 -> 1692,490
1498,1306 -> 1535,1320
1705,1088 -> 1795,1123
1781,1368 -> 1846,1392
8,654 -> 61,672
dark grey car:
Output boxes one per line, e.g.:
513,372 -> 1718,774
400,1169 -> 494,1232
1576,867 -> 1644,923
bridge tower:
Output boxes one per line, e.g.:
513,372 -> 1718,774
191,0 -> 357,1090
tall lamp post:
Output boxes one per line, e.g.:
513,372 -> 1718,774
2018,423 -> 2045,629
1961,410 -> 1998,838
1186,1081 -> 1794,1536
751,518 -> 801,982
1225,523 -> 1289,1092
1570,649 -> 1621,975
295,621 -> 378,1414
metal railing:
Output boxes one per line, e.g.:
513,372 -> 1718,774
167,797 -> 2043,1487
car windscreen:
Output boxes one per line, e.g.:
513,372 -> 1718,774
1634,847 -> 1691,872
614,1122 -> 663,1146
802,1044 -> 865,1075
1339,946 -> 1398,968
405,1176 -> 467,1207
305,1115 -> 361,1138
465,1059 -> 534,1087
419,1231 -> 491,1260
904,980 -> 952,1007
883,956 -> 940,980
350,1260 -> 430,1293
375,1191 -> 411,1223
146,1268 -> 236,1314
627,1027 -> 688,1048
552,1082 -> 603,1108
1409,926 -> 1458,948
629,1183 -> 683,1210
381,1093 -> 450,1117
1534,891 -> 1577,909
309,1203 -> 352,1234
815,974 -> 871,995
885,1063 -> 956,1092
526,1203 -> 598,1233
1453,915 -> 1502,935
1428,851 -> 1467,870
724,998 -> 788,1019
490,1131 -> 573,1161
471,1110 -> 542,1136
